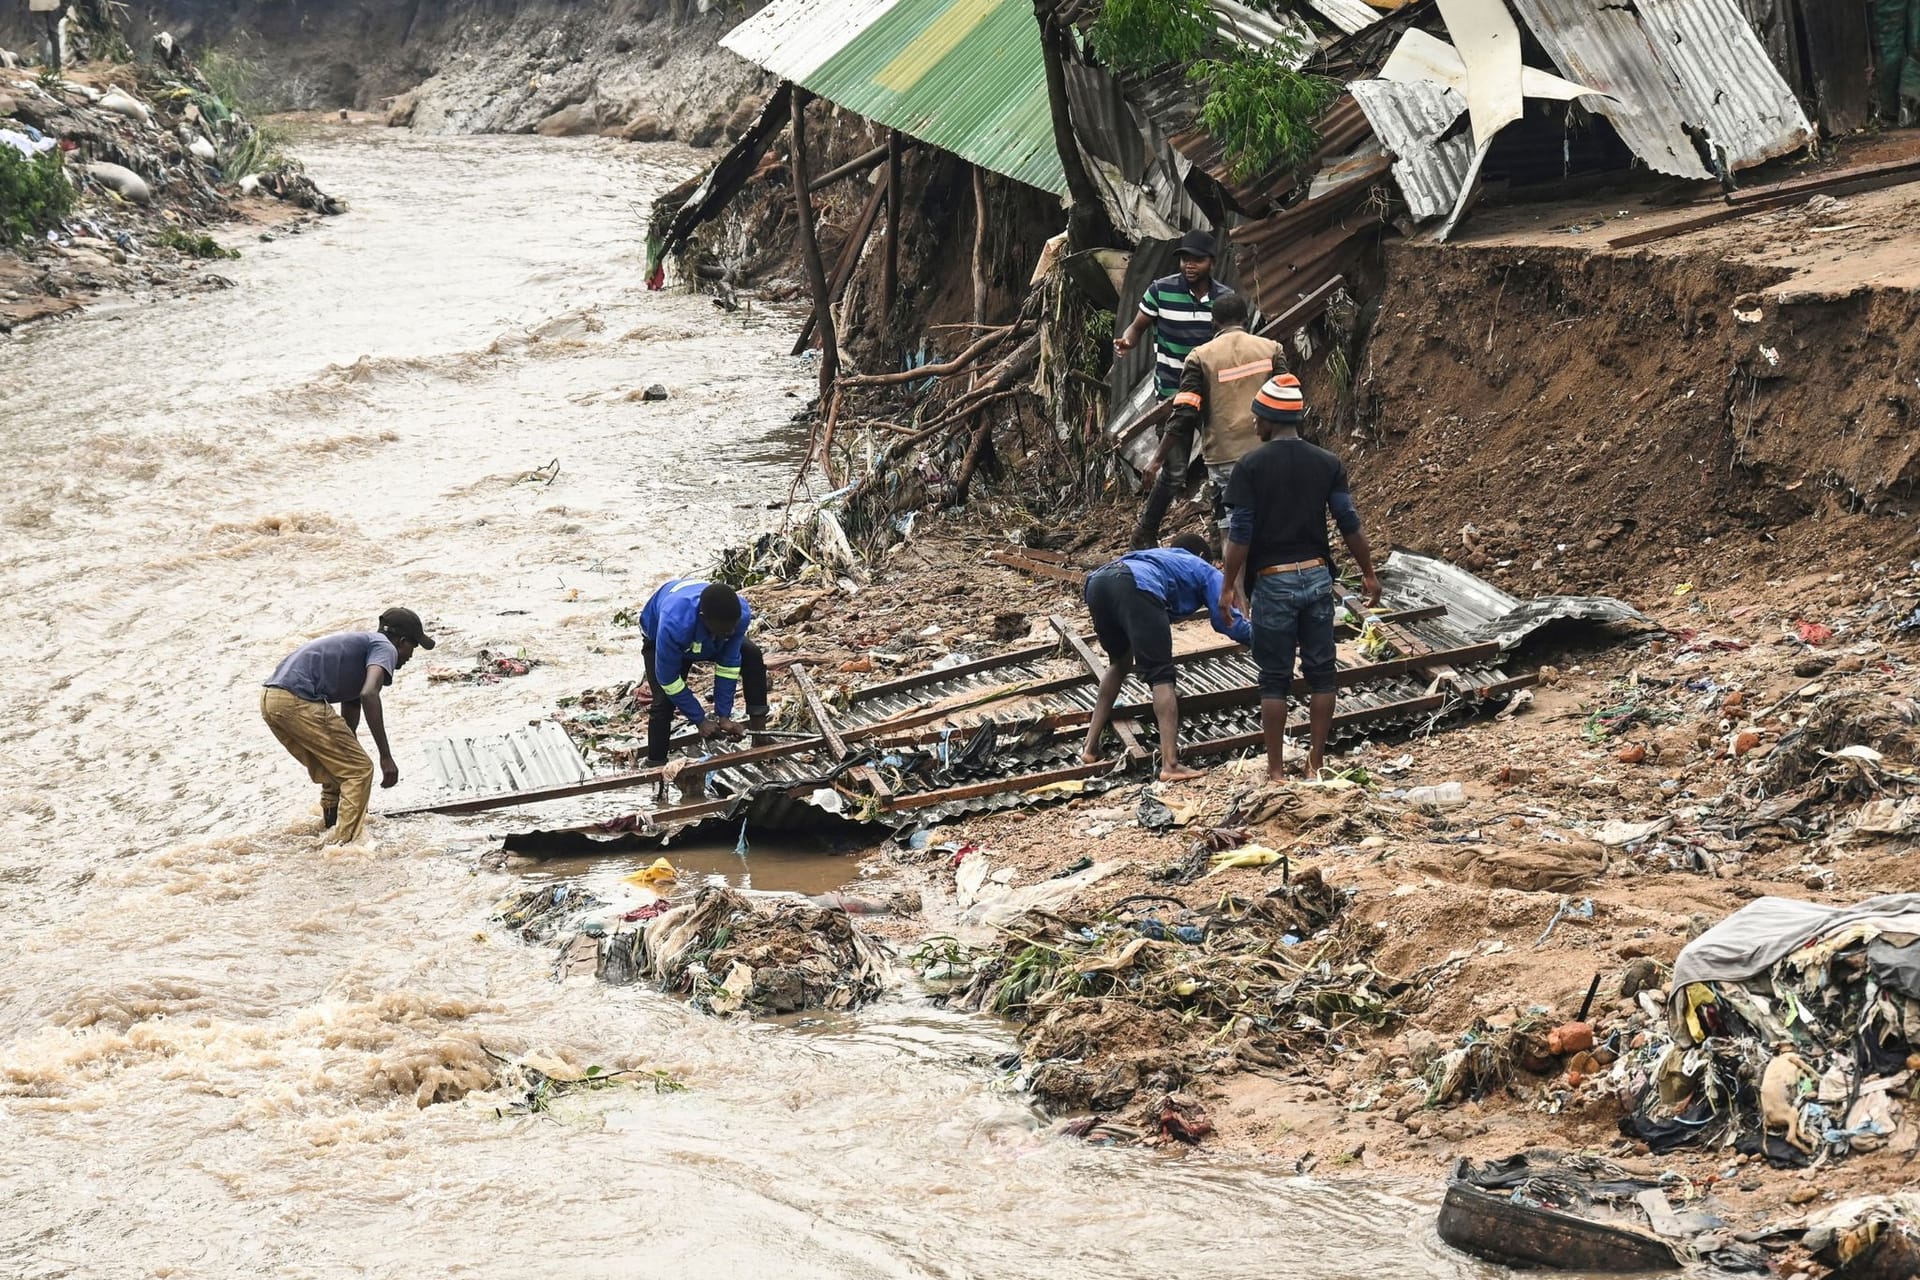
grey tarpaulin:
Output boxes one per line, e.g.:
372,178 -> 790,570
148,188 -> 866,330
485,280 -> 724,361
1671,893 -> 1920,992
1869,938 -> 1920,1000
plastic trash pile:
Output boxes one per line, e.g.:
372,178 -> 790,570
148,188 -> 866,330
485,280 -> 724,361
1616,894 -> 1920,1167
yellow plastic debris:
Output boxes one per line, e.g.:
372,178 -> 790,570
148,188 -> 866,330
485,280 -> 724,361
624,856 -> 679,888
1673,582 -> 1694,596
1026,779 -> 1088,797
1200,844 -> 1283,878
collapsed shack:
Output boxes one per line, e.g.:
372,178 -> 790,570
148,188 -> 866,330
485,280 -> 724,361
495,883 -> 895,1017
1616,893 -> 1920,1168
391,548 -> 1647,854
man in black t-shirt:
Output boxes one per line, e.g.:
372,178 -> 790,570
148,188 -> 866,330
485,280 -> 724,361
1221,374 -> 1379,781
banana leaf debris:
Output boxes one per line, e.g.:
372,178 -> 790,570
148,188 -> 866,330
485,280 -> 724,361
913,867 -> 1446,1112
493,883 -> 894,1016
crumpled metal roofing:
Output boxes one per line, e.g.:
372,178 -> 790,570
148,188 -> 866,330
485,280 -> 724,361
1506,0 -> 1813,179
497,553 -> 1647,846
1349,77 -> 1473,222
1380,549 -> 1651,651
721,0 -> 1067,194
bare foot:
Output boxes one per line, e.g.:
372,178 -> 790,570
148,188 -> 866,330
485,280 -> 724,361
1159,762 -> 1205,783
1266,768 -> 1289,785
1081,750 -> 1106,766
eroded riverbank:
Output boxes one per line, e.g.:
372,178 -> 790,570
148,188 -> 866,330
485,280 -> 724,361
0,127 -> 1497,1279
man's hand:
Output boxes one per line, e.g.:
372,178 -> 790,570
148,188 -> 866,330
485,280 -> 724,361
716,719 -> 747,741
1221,581 -> 1247,619
1113,334 -> 1135,354
380,755 -> 400,789
697,719 -> 725,740
1362,572 -> 1382,607
1140,457 -> 1160,485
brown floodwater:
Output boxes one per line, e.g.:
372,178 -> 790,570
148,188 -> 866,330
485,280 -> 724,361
0,126 -> 1541,1278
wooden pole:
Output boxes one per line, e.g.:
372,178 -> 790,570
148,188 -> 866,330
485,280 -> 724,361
791,171 -> 889,356
882,130 -> 902,322
971,164 -> 989,329
787,86 -> 838,398
1032,1 -> 1118,251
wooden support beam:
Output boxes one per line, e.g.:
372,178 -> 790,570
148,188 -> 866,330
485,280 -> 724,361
383,732 -> 830,818
988,549 -> 1089,585
787,86 -> 838,396
846,639 -> 1059,704
1050,614 -> 1147,761
793,664 -> 849,759
792,171 -> 889,356
806,142 -> 887,194
970,164 -> 989,333
883,759 -> 1113,812
882,130 -> 902,320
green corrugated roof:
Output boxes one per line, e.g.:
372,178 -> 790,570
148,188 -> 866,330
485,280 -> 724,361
728,0 -> 1068,194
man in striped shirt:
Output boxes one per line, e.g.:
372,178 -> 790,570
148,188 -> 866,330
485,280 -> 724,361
1113,229 -> 1234,400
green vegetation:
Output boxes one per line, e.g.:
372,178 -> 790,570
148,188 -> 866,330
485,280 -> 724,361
1192,47 -> 1341,182
198,46 -> 270,116
154,226 -> 240,259
1089,0 -> 1212,79
1087,0 -> 1339,183
0,148 -> 76,247
221,124 -> 288,179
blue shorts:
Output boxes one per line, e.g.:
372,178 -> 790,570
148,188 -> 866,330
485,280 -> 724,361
1251,565 -> 1337,697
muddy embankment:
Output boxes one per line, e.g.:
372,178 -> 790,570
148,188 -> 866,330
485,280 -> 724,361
1351,240 -> 1920,598
38,0 -> 771,141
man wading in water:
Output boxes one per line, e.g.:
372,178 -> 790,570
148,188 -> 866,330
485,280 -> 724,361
260,607 -> 432,844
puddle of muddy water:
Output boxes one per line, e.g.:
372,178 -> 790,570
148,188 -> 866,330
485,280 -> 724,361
520,835 -> 866,896
0,126 -> 1546,1279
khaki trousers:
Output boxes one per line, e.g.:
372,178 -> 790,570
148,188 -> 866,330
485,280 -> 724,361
260,687 -> 374,844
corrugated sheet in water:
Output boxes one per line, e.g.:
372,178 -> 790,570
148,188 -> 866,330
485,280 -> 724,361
721,0 -> 1068,194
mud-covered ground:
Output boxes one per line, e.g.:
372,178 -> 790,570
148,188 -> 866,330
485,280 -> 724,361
664,485 -> 1920,1271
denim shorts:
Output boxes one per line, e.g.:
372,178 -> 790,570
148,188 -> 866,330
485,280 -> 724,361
1251,565 -> 1337,697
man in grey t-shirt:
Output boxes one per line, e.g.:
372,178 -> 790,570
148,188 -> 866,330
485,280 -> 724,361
261,607 -> 434,844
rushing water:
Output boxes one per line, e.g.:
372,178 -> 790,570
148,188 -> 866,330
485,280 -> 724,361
0,128 -> 1500,1278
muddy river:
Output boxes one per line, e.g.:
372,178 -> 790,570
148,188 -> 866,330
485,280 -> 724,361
0,129 -> 1500,1278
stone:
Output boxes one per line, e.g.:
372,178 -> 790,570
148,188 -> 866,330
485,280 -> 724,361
685,111 -> 727,147
1788,1186 -> 1821,1205
536,103 -> 599,137
1403,1028 -> 1442,1069
0,93 -> 16,119
386,91 -> 419,128
618,113 -> 669,142
641,383 -> 669,402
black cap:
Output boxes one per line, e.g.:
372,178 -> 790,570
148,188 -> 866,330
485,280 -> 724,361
1177,229 -> 1216,260
379,607 -> 435,650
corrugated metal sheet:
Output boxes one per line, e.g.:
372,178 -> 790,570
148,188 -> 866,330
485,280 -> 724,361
427,721 -> 593,796
1302,0 -> 1383,37
721,0 -> 1068,194
502,554 -> 1644,845
1350,77 -> 1473,221
1632,0 -> 1814,166
1508,0 -> 1812,179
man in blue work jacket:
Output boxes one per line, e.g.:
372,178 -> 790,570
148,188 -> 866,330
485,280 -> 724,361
639,579 -> 769,765
1079,533 -> 1253,782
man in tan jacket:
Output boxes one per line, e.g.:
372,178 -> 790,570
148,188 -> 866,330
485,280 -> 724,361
1131,293 -> 1287,549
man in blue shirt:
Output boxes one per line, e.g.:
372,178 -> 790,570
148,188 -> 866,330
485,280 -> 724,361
1079,533 -> 1252,782
261,606 -> 433,844
639,578 -> 769,765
